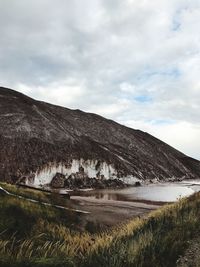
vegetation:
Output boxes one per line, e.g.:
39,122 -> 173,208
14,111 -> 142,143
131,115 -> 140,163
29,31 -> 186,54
0,182 -> 199,267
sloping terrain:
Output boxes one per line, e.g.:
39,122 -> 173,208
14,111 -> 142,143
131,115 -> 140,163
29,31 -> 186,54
0,87 -> 199,186
177,237 -> 200,267
0,182 -> 200,267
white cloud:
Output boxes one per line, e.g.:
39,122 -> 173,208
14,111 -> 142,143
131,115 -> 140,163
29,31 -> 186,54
124,120 -> 200,160
120,82 -> 136,93
17,79 -> 86,107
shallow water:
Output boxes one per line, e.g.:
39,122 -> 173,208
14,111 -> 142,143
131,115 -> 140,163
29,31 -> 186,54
71,180 -> 200,203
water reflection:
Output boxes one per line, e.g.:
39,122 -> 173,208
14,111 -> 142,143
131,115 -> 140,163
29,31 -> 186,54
71,180 -> 200,203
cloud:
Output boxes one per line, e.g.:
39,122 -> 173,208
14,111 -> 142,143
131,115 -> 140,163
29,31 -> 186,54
0,0 -> 200,159
124,120 -> 200,160
17,79 -> 86,106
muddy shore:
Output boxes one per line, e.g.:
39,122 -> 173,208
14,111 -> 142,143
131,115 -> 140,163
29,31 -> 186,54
70,196 -> 163,230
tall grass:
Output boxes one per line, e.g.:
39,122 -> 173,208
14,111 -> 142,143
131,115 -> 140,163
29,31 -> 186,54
0,183 -> 199,267
82,194 -> 200,267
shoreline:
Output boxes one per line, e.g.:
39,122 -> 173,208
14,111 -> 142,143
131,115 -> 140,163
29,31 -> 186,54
14,179 -> 200,229
69,195 -> 163,229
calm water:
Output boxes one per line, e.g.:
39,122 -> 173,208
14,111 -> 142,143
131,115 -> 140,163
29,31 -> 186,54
71,180 -> 200,203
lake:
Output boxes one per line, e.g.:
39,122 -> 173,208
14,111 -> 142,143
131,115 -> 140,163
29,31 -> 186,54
71,179 -> 200,203
19,179 -> 200,231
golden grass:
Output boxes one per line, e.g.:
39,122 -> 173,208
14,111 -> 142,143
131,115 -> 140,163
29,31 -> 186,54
0,183 -> 199,267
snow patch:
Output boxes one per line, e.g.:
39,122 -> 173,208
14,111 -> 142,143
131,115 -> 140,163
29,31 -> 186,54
119,175 -> 141,185
32,159 -> 118,186
0,113 -> 15,117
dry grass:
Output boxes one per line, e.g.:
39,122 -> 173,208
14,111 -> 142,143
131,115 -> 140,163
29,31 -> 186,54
0,183 -> 200,267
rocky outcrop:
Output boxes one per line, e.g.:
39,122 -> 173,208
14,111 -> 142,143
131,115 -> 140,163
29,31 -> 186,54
33,159 -> 118,186
49,169 -> 127,189
64,176 -> 126,189
0,87 -> 200,186
50,173 -> 66,188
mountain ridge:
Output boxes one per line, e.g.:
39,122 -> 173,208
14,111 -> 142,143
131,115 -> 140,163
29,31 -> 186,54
0,86 -> 199,186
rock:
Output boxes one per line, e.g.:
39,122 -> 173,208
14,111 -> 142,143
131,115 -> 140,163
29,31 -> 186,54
63,173 -> 127,190
135,181 -> 141,187
50,173 -> 66,188
60,192 -> 70,199
79,166 -> 84,173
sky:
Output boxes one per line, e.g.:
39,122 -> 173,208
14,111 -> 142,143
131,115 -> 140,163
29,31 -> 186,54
0,0 -> 200,159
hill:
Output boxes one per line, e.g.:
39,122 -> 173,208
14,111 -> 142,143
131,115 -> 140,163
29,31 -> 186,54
0,87 -> 199,187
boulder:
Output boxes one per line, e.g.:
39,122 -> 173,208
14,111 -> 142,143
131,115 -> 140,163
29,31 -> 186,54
135,181 -> 141,187
63,173 -> 127,189
50,172 -> 66,188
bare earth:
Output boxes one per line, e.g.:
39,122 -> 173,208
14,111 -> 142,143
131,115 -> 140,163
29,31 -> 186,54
70,196 -> 162,228
177,237 -> 200,267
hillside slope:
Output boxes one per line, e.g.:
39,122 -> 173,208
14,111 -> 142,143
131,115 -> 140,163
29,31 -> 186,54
0,87 -> 199,186
0,182 -> 200,267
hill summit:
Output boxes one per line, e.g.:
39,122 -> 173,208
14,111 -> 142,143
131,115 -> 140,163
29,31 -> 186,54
0,87 -> 199,187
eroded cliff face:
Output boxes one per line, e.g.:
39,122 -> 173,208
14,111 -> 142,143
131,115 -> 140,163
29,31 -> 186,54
1,87 -> 200,185
32,159 -> 116,185
27,159 -> 139,186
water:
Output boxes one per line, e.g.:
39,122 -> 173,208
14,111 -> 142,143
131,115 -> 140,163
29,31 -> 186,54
71,180 -> 200,203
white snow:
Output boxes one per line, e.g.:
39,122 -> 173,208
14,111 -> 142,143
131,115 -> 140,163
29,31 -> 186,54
0,113 -> 15,117
119,175 -> 141,185
32,159 -> 118,186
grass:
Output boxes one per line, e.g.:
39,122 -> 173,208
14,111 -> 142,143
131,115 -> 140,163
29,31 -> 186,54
0,182 -> 58,203
83,196 -> 200,267
0,183 -> 199,267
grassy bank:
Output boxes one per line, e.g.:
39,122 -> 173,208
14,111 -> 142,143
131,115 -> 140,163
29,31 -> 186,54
0,183 -> 199,267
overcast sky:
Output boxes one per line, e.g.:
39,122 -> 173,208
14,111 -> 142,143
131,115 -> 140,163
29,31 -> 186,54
0,0 -> 200,159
